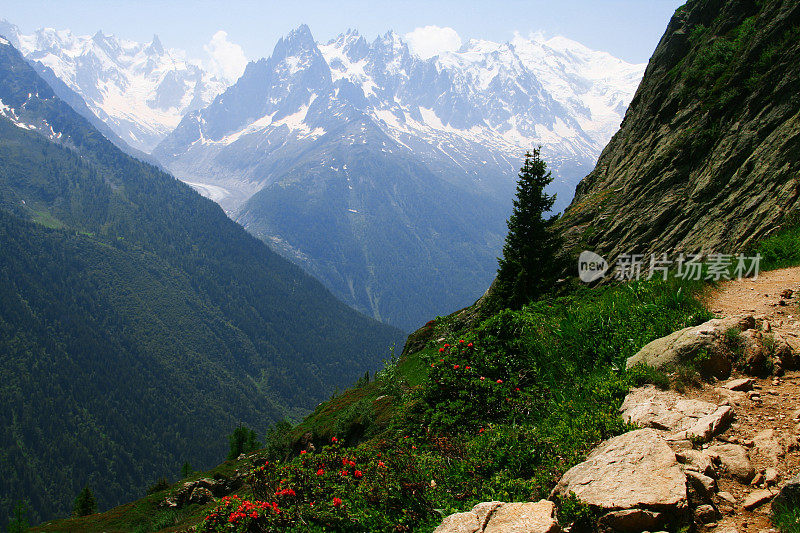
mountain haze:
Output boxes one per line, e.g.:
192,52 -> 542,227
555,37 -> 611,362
0,38 -> 401,524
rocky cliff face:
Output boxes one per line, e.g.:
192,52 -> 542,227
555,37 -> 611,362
559,0 -> 800,264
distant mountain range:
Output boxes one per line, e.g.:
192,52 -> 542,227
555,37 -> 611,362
0,20 -> 645,331
0,19 -> 230,152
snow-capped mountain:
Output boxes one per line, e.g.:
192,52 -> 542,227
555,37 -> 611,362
0,19 -> 230,152
155,26 -> 643,212
153,25 -> 644,330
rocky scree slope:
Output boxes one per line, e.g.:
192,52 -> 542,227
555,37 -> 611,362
559,0 -> 800,264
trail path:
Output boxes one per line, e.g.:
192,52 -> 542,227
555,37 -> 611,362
695,267 -> 800,531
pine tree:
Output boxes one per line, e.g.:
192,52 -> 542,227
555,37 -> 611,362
494,149 -> 560,309
72,485 -> 97,517
227,425 -> 262,460
7,500 -> 29,533
180,461 -> 193,479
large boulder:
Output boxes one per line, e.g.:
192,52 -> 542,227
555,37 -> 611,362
550,429 -> 688,529
620,386 -> 733,443
433,501 -> 559,533
626,315 -> 795,377
625,316 -> 755,378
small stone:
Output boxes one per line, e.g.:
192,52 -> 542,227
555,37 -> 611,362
765,467 -> 780,486
751,471 -> 765,486
686,470 -> 717,500
717,491 -> 736,505
743,489 -> 774,510
725,378 -> 755,391
694,504 -> 716,524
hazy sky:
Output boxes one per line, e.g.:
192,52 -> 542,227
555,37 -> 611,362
0,0 -> 684,65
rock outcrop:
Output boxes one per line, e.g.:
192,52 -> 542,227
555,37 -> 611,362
557,0 -> 800,267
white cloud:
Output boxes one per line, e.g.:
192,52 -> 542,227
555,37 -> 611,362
203,30 -> 247,84
404,25 -> 462,60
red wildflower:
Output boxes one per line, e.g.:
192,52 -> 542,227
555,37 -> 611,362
459,339 -> 464,343
316,468 -> 324,476
466,366 -> 471,370
354,470 -> 363,478
378,461 -> 386,467
453,364 -> 459,369
468,342 -> 473,347
496,379 -> 503,384
331,437 -> 338,443
300,450 -> 307,454
333,497 -> 343,508
438,347 -> 445,353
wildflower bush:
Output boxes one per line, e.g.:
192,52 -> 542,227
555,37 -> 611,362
198,439 -> 431,532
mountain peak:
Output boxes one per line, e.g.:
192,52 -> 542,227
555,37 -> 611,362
148,34 -> 164,55
272,24 -> 318,59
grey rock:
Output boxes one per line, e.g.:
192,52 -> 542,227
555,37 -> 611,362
772,472 -> 800,513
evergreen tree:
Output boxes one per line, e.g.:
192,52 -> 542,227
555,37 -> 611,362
494,149 -> 560,309
71,486 -> 97,517
7,500 -> 29,533
180,462 -> 193,479
227,425 -> 262,460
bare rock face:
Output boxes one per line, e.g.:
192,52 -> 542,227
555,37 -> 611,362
556,0 -> 800,271
551,429 -> 687,528
620,386 -> 733,443
434,500 -> 559,533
